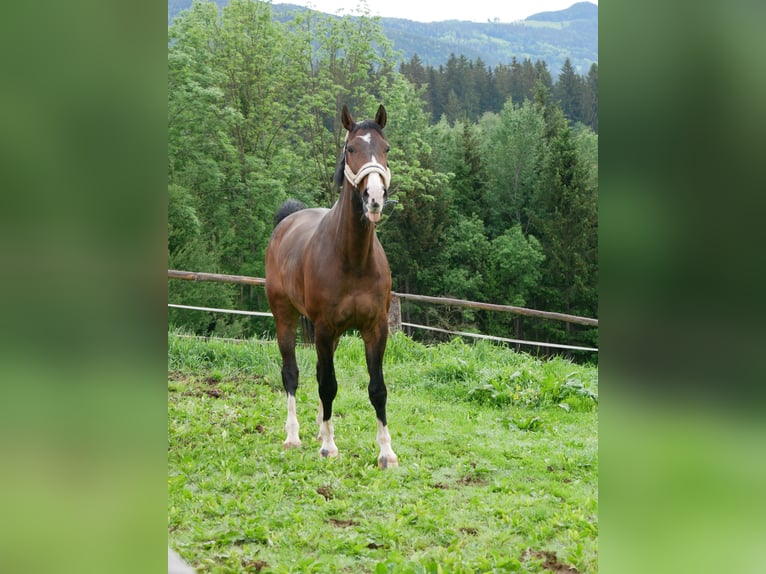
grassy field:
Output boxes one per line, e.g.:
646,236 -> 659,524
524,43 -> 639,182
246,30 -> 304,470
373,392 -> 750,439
168,331 -> 598,573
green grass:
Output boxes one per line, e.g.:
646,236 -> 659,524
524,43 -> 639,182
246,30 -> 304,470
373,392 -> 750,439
168,331 -> 597,573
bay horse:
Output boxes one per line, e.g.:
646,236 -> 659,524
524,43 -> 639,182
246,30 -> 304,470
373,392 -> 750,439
265,104 -> 398,469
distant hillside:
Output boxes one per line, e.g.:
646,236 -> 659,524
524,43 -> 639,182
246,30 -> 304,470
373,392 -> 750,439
168,1 -> 597,75
526,1 -> 598,22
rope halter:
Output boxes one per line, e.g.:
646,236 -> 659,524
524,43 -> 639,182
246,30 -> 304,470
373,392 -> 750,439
344,160 -> 391,190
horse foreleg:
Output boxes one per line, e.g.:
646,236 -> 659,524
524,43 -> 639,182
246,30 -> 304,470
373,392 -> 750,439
364,325 -> 398,469
276,315 -> 301,449
315,327 -> 339,458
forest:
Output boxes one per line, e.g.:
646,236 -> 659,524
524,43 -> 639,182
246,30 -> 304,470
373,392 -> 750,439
167,0 -> 598,355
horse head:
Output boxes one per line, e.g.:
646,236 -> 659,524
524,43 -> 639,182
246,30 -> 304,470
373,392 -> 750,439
337,104 -> 391,223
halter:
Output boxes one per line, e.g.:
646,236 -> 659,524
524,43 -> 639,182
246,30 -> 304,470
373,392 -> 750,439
344,160 -> 391,190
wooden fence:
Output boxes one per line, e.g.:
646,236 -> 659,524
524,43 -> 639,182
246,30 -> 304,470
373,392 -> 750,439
168,269 -> 598,352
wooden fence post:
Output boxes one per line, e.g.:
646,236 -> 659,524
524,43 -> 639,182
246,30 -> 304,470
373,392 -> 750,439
388,294 -> 401,333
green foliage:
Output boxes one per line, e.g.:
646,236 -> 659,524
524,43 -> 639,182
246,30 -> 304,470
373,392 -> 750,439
168,331 -> 598,573
488,225 -> 545,307
166,0 -> 598,357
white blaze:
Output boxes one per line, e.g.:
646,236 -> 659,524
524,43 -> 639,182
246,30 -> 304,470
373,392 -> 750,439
364,154 -> 386,223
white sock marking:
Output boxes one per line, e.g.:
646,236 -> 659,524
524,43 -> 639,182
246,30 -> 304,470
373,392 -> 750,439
284,394 -> 301,447
319,419 -> 338,457
376,420 -> 398,467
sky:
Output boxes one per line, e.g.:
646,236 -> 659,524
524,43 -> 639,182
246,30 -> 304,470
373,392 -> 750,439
276,0 -> 597,24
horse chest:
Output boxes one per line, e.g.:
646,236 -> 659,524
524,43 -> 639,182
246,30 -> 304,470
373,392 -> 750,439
333,292 -> 383,329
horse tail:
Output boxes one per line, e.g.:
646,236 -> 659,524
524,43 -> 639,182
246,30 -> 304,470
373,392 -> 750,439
274,199 -> 306,227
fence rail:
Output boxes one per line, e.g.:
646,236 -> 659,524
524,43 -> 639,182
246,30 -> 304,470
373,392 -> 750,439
168,269 -> 597,327
168,269 -> 598,352
168,269 -> 266,286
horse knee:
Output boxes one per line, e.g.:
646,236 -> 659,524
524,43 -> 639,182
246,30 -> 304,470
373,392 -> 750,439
368,382 -> 388,423
368,384 -> 387,405
281,364 -> 299,395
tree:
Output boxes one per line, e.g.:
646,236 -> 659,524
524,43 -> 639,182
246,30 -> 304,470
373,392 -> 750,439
486,224 -> 545,339
582,63 -> 598,132
449,121 -> 486,218
377,77 -> 452,302
481,100 -> 546,237
529,103 -> 598,347
554,58 -> 584,125
286,8 -> 398,205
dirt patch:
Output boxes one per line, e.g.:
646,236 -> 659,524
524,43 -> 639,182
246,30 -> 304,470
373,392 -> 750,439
329,518 -> 358,528
316,485 -> 334,500
521,549 -> 579,573
242,559 -> 269,572
459,527 -> 478,536
432,482 -> 450,490
547,465 -> 573,483
457,475 -> 489,487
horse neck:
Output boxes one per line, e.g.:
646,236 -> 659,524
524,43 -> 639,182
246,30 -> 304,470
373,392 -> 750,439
331,182 -> 376,268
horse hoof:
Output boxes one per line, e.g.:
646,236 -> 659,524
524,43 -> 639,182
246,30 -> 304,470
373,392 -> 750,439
283,440 -> 301,450
320,447 -> 338,458
378,455 -> 399,469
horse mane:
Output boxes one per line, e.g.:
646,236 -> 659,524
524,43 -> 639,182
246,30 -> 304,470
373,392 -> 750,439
333,153 -> 346,189
333,120 -> 386,190
274,199 -> 307,227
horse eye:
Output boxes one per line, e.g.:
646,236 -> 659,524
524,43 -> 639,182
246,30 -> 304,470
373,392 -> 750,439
385,146 -> 390,153
347,145 -> 355,154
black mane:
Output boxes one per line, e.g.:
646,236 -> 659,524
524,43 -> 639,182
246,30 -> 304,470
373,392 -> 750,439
333,152 -> 346,189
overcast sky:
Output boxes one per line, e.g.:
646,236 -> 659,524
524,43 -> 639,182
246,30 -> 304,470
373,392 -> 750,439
276,0 -> 597,23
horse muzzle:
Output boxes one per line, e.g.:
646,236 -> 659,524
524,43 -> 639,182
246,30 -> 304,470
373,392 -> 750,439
363,188 -> 386,223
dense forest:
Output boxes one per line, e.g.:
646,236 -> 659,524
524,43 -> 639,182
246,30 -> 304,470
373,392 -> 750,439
168,0 -> 598,355
399,53 -> 598,131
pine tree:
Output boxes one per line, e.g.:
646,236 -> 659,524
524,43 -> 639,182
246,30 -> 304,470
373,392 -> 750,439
450,121 -> 486,218
554,58 -> 584,125
529,103 -> 598,347
582,63 -> 598,132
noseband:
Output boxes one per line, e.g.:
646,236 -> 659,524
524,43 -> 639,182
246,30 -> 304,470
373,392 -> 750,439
344,160 -> 391,190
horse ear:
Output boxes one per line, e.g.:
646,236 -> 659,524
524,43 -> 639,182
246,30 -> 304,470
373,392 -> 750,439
375,104 -> 387,128
341,105 -> 354,131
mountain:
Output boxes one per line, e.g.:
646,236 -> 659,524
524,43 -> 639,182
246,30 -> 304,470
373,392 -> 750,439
373,4 -> 597,75
168,1 -> 597,76
526,1 -> 598,22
